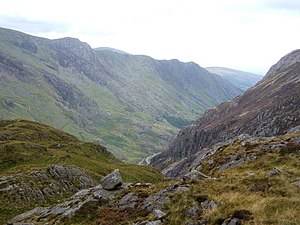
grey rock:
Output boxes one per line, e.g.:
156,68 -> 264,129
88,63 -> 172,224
267,167 -> 283,177
133,221 -> 150,225
200,200 -> 217,210
9,207 -> 45,223
208,200 -> 217,210
1,165 -> 96,207
218,158 -> 244,171
8,183 -> 121,224
288,125 -> 300,134
143,189 -> 171,211
183,170 -> 209,181
222,218 -> 241,225
153,209 -> 166,219
291,180 -> 300,186
101,169 -> 123,190
184,206 -> 201,219
118,192 -> 139,208
295,135 -> 300,145
146,221 -> 162,225
175,186 -> 190,193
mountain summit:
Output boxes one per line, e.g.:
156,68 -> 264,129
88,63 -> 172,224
151,49 -> 300,177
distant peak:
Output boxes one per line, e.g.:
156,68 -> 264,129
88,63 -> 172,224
94,47 -> 130,55
264,49 -> 300,80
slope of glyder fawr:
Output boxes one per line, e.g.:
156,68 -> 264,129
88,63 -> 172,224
151,49 -> 300,177
0,119 -> 163,224
0,27 -> 241,163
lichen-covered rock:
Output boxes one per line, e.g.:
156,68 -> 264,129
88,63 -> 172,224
8,183 -> 120,224
101,169 -> 123,190
153,209 -> 166,219
0,164 -> 96,206
183,170 -> 209,181
118,192 -> 140,209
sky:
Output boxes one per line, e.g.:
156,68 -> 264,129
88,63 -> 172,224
0,0 -> 299,75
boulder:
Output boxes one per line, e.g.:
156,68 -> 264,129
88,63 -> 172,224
266,167 -> 282,177
118,192 -> 140,208
183,170 -> 209,181
218,158 -> 244,171
291,180 -> 300,186
184,206 -> 201,219
101,169 -> 123,190
153,209 -> 166,219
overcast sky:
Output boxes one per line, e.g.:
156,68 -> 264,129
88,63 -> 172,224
0,0 -> 299,74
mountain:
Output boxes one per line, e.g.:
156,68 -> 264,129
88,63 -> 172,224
206,67 -> 263,91
94,47 -> 130,55
0,27 -> 241,163
151,50 -> 300,177
0,119 -> 162,224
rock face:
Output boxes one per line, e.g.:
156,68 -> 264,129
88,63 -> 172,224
151,50 -> 300,177
0,165 -> 96,205
8,183 -> 120,225
101,169 -> 123,190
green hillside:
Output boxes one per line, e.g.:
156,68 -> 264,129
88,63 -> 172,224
0,27 -> 241,163
0,119 -> 162,181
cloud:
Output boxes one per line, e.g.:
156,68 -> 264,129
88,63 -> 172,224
264,0 -> 300,12
0,0 -> 299,74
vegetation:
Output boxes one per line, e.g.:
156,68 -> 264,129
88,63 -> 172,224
60,132 -> 300,225
0,119 -> 163,224
0,27 -> 240,163
0,120 -> 163,182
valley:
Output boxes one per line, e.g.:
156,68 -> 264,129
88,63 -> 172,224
0,27 -> 299,225
0,27 -> 242,163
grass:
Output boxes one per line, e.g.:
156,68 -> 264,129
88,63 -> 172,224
0,27 -> 240,164
0,119 -> 163,224
70,132 -> 299,225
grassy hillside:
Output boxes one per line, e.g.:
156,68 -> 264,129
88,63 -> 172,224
0,119 -> 162,182
0,119 -> 163,224
60,132 -> 300,225
0,27 -> 241,163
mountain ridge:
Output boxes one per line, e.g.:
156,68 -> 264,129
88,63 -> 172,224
206,66 -> 262,91
0,27 -> 241,162
151,49 -> 300,176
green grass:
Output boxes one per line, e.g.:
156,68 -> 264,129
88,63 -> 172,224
64,132 -> 300,225
0,26 -> 240,164
0,119 -> 163,224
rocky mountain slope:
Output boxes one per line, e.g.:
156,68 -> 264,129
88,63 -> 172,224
151,50 -> 300,177
206,67 -> 263,91
7,131 -> 300,225
0,119 -> 162,224
0,27 -> 241,163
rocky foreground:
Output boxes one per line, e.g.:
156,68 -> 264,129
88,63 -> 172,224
6,130 -> 300,225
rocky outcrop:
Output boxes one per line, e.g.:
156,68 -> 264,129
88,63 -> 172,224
0,165 -> 96,205
101,169 -> 123,190
151,50 -> 300,177
8,183 -> 120,225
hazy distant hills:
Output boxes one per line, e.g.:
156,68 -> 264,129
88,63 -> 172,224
206,67 -> 263,91
0,27 -> 241,162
